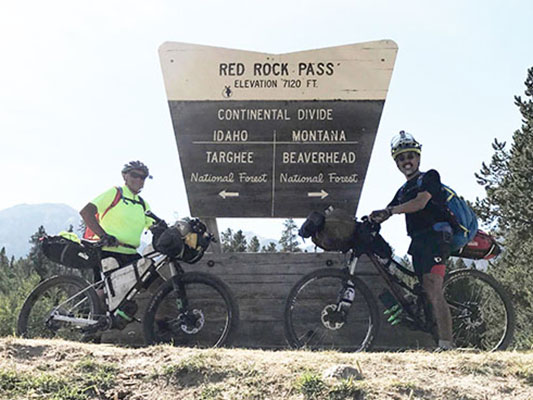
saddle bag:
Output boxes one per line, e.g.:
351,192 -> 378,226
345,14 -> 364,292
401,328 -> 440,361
452,230 -> 501,260
41,234 -> 96,270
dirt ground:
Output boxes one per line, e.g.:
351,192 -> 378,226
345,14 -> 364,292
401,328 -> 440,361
0,337 -> 532,399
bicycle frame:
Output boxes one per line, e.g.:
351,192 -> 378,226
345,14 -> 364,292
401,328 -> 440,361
343,249 -> 430,331
46,249 -> 184,330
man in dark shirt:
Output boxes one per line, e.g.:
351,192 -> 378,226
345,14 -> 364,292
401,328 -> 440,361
370,131 -> 454,350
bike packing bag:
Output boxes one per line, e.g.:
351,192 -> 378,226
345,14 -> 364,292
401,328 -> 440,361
154,218 -> 210,264
178,218 -> 210,264
299,211 -> 326,239
452,230 -> 501,260
41,235 -> 96,270
412,173 -> 478,250
311,208 -> 357,252
105,258 -> 154,311
154,226 -> 184,258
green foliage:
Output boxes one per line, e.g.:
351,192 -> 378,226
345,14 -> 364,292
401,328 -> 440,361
261,241 -> 278,253
279,218 -> 302,252
474,66 -> 533,349
247,236 -> 260,252
328,377 -> 366,400
221,228 -> 247,252
0,242 -> 42,336
295,371 -> 326,399
0,369 -> 88,400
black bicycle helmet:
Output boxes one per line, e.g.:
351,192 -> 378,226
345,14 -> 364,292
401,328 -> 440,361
121,160 -> 152,179
390,130 -> 422,160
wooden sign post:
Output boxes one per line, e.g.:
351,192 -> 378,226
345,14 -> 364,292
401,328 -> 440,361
159,41 -> 398,247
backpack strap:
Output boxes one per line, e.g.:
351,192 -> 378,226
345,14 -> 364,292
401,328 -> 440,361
121,194 -> 146,211
101,187 -> 123,219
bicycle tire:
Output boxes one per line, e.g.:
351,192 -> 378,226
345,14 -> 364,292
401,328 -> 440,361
284,268 -> 380,351
17,275 -> 103,341
444,269 -> 515,351
143,272 -> 239,348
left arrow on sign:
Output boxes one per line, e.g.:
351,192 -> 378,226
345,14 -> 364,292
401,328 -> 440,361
219,190 -> 240,199
307,190 -> 329,199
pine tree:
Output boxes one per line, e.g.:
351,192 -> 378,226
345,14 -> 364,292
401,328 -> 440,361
279,218 -> 302,252
231,230 -> 247,252
28,226 -> 49,279
261,242 -> 278,253
247,236 -> 260,252
221,228 -> 234,253
474,66 -> 533,348
220,228 -> 247,252
27,226 -> 66,280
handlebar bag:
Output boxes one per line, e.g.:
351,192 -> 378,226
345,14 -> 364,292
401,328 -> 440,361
41,235 -> 96,269
154,218 -> 211,263
311,208 -> 357,252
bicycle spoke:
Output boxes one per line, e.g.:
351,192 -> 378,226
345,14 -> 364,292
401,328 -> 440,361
444,270 -> 513,351
285,270 -> 378,351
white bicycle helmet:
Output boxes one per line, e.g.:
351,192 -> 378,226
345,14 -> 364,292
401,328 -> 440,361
390,130 -> 422,159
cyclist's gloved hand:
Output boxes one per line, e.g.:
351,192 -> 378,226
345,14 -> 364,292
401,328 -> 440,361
100,233 -> 119,247
369,208 -> 392,224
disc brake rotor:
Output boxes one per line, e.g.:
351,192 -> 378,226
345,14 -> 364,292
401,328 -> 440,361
321,304 -> 345,330
179,309 -> 205,334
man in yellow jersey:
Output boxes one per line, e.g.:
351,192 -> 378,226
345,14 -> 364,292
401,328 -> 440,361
80,161 -> 154,329
80,160 -> 154,269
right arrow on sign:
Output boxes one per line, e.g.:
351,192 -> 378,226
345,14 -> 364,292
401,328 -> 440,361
308,190 -> 329,199
219,190 -> 240,199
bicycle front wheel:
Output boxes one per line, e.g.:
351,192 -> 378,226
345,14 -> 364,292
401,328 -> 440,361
444,269 -> 515,351
143,272 -> 239,348
17,275 -> 103,341
284,268 -> 379,351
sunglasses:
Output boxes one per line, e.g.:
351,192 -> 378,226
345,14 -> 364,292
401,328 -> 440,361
129,171 -> 148,180
395,152 -> 418,162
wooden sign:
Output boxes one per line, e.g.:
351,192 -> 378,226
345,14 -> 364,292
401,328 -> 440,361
159,41 -> 398,217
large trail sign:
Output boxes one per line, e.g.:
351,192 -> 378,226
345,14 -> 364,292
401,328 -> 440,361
159,41 -> 397,218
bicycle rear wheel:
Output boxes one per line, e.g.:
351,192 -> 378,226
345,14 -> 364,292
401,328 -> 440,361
17,275 -> 103,341
444,269 -> 515,351
284,268 -> 379,351
143,272 -> 239,347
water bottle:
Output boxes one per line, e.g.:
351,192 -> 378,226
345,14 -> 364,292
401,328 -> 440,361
378,290 -> 402,325
339,280 -> 356,310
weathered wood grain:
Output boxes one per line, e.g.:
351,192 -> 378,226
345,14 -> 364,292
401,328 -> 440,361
103,252 -> 434,350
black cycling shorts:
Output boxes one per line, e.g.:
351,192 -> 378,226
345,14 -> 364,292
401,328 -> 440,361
408,230 -> 452,277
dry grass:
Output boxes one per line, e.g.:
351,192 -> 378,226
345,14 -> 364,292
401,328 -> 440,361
0,337 -> 532,399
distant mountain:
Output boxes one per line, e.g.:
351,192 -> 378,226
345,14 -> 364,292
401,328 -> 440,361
0,203 -> 80,258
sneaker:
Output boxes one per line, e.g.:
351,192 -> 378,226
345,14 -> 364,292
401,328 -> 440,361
434,340 -> 456,352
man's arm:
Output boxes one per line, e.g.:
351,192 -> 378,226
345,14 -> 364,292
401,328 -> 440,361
370,191 -> 432,222
80,203 -> 106,238
389,191 -> 432,215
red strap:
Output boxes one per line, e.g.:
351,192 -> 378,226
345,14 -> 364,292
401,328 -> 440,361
101,187 -> 122,219
83,187 -> 122,240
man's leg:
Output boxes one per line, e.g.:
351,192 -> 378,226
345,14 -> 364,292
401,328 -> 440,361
422,270 -> 453,344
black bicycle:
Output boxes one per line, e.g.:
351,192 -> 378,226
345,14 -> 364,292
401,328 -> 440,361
17,212 -> 239,348
284,217 -> 515,352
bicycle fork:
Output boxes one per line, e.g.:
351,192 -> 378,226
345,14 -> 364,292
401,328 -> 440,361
168,261 -> 187,312
337,256 -> 359,313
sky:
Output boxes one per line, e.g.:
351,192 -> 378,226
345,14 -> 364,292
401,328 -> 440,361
1,0 -> 532,255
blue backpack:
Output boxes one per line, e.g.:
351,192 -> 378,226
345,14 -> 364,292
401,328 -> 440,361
414,173 -> 478,250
